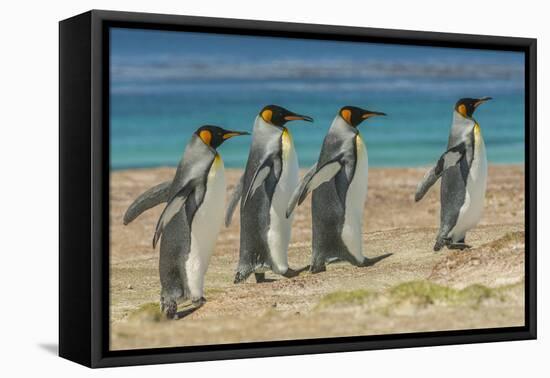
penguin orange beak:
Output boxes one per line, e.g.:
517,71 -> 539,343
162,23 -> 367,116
222,130 -> 250,140
361,110 -> 387,119
474,97 -> 492,108
284,113 -> 314,122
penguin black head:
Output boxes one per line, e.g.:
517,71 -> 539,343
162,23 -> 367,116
455,97 -> 492,118
339,106 -> 386,127
195,125 -> 250,149
259,105 -> 313,128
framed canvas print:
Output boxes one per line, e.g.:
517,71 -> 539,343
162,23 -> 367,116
59,10 -> 537,368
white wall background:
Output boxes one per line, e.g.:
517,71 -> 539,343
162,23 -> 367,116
0,0 -> 546,376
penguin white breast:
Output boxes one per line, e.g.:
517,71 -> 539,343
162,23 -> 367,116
341,134 -> 369,263
186,155 -> 226,298
449,125 -> 488,241
267,129 -> 299,273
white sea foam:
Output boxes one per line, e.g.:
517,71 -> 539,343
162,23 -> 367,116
111,58 -> 524,83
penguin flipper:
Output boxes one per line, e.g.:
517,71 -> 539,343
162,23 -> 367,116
225,174 -> 244,227
415,143 -> 466,202
123,181 -> 172,225
286,163 -> 317,218
241,157 -> 274,209
286,160 -> 342,218
153,179 -> 200,248
414,166 -> 439,202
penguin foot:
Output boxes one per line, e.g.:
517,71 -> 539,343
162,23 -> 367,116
234,271 -> 252,284
448,243 -> 471,250
174,300 -> 204,320
326,257 -> 344,265
433,238 -> 449,252
361,253 -> 393,267
254,273 -> 276,283
191,297 -> 207,307
282,269 -> 298,278
310,264 -> 326,274
164,300 -> 177,320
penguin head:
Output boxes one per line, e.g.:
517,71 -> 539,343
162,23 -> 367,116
339,106 -> 386,127
455,97 -> 492,118
195,125 -> 250,149
259,105 -> 313,128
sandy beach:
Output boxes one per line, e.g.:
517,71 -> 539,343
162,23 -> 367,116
109,165 -> 525,351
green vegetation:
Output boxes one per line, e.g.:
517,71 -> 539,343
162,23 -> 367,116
129,302 -> 163,322
317,280 -> 515,310
205,287 -> 226,296
390,281 -> 495,306
317,289 -> 374,308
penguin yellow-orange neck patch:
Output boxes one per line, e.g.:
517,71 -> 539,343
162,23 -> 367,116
281,129 -> 293,159
356,134 -> 365,154
282,128 -> 292,141
199,130 -> 212,145
261,109 -> 273,123
341,109 -> 352,124
474,123 -> 481,135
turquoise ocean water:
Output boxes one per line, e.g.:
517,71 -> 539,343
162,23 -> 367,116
110,29 -> 525,169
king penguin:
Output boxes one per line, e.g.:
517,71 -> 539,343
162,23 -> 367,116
124,125 -> 249,319
225,105 -> 313,283
415,97 -> 492,251
286,106 -> 391,273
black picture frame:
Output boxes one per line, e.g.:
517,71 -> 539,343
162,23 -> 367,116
59,9 -> 537,368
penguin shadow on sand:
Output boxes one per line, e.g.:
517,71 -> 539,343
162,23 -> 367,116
172,302 -> 204,320
317,252 -> 393,273
242,254 -> 391,284
252,265 -> 311,283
